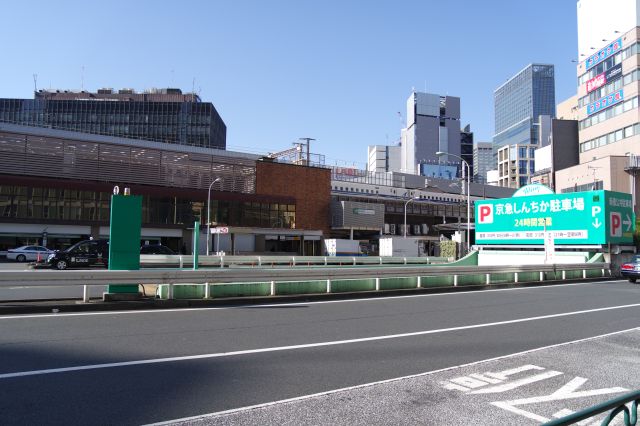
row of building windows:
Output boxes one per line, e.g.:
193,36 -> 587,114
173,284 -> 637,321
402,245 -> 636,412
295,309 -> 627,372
578,68 -> 639,107
579,96 -> 638,130
0,186 -> 295,228
578,42 -> 638,84
560,181 -> 603,193
331,185 -> 464,203
579,123 -> 640,153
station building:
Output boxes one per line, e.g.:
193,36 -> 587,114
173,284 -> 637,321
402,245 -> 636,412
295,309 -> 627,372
0,123 -> 328,254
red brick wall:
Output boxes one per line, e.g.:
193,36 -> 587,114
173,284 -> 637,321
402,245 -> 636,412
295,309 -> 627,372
255,161 -> 331,234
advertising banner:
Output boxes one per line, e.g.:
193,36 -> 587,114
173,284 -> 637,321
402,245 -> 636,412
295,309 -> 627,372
475,190 -> 634,245
586,89 -> 623,115
585,38 -> 622,70
605,63 -> 623,82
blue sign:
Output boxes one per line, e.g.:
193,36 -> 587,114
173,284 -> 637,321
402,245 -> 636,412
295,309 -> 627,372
585,38 -> 622,70
586,89 -> 624,115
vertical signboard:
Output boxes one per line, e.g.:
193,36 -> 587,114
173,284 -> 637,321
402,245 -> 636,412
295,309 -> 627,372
475,190 -> 634,245
108,194 -> 142,294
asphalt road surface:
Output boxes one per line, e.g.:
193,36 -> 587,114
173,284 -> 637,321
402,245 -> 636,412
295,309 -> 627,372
1,279 -> 639,425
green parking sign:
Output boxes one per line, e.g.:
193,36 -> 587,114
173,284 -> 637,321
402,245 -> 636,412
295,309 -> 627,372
475,190 -> 634,245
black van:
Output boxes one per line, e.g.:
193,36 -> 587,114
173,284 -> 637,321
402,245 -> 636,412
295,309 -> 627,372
47,239 -> 109,270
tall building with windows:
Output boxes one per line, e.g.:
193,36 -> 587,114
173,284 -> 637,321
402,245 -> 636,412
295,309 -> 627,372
0,88 -> 226,149
473,142 -> 493,183
555,0 -> 640,210
401,91 -> 462,178
493,64 -> 556,188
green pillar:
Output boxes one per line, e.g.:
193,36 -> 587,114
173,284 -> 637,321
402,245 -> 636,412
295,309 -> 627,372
107,194 -> 142,294
193,221 -> 199,270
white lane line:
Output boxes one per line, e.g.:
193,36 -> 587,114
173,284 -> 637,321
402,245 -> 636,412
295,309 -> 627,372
145,326 -> 640,426
1,302 -> 639,380
0,280 -> 624,320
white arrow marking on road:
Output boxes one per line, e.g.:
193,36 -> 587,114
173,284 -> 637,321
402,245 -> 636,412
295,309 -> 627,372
491,377 -> 627,423
624,214 -> 632,231
592,218 -> 602,229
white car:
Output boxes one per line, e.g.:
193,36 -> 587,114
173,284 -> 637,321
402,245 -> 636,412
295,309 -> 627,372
6,245 -> 54,262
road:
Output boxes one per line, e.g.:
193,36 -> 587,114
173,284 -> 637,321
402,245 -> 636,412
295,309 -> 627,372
0,261 -> 106,300
1,279 -> 639,425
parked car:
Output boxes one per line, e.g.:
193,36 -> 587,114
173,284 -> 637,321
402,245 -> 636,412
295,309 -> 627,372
47,239 -> 109,270
620,255 -> 640,283
140,244 -> 176,255
7,245 -> 54,262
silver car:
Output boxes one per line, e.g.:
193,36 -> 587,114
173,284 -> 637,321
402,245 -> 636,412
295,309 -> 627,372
6,245 -> 54,262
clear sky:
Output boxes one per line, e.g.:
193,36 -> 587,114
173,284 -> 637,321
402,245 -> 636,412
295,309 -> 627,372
1,0 -> 579,169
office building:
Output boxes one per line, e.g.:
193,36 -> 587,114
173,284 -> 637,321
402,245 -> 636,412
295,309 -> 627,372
401,92 -> 461,177
367,144 -> 401,173
473,142 -> 493,183
460,125 -> 474,177
0,88 -> 226,149
493,64 -> 556,185
497,144 -> 537,188
555,2 -> 639,209
530,117 -> 580,190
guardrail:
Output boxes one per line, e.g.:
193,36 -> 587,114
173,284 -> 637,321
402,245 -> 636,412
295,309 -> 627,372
139,254 -> 452,268
0,262 -> 610,302
542,389 -> 639,425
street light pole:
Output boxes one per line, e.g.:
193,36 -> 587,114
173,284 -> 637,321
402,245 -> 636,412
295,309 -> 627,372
403,197 -> 416,238
436,151 -> 471,253
206,177 -> 222,256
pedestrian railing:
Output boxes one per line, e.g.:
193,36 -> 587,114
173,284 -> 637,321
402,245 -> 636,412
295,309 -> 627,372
0,262 -> 610,302
542,389 -> 639,425
139,254 -> 452,268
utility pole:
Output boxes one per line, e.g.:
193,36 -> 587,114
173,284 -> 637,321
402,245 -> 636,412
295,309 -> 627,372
299,137 -> 315,166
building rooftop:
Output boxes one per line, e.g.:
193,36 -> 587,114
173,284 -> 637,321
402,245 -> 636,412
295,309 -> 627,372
34,87 -> 201,103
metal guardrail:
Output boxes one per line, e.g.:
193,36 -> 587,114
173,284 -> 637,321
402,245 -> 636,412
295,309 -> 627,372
543,389 -> 639,425
0,262 -> 610,288
139,254 -> 452,268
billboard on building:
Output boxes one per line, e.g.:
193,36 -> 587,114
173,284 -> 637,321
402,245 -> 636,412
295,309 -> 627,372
586,89 -> 624,115
585,38 -> 622,70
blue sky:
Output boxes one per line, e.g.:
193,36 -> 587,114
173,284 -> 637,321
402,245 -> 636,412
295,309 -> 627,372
1,1 -> 579,168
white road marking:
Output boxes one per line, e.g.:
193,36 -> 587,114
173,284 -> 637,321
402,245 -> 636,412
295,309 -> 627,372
2,304 -> 640,381
0,280 -> 625,320
491,377 -> 627,422
145,327 -> 640,426
470,370 -> 563,394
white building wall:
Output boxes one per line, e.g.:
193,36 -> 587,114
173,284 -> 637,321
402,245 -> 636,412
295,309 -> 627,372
577,0 -> 638,58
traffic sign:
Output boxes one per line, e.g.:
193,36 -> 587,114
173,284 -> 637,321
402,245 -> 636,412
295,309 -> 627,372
475,190 -> 634,245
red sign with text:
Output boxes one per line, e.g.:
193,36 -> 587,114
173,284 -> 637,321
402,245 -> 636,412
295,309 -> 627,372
586,73 -> 606,93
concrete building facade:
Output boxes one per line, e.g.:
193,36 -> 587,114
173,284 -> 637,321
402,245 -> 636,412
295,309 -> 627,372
401,92 -> 461,176
473,142 -> 493,184
367,145 -> 401,173
554,4 -> 640,211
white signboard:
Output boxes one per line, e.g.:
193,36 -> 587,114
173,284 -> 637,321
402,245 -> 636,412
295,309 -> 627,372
211,227 -> 229,234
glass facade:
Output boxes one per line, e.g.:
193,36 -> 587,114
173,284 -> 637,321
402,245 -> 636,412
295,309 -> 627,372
0,97 -> 226,149
0,185 -> 295,230
493,64 -> 556,154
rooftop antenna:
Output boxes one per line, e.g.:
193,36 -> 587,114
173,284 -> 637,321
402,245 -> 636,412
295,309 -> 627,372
32,74 -> 38,93
171,69 -> 175,86
81,65 -> 84,91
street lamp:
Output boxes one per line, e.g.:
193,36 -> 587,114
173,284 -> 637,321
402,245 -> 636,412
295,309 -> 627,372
206,177 -> 222,256
436,151 -> 471,253
403,196 -> 420,238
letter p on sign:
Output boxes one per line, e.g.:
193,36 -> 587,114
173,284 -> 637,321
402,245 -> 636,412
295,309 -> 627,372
479,204 -> 493,224
610,212 -> 622,237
